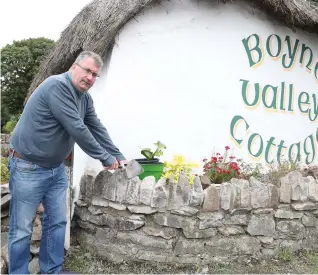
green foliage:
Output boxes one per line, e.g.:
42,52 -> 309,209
278,248 -> 293,262
2,114 -> 20,133
140,141 -> 166,160
162,155 -> 199,185
1,157 -> 10,184
267,159 -> 300,185
1,37 -> 55,129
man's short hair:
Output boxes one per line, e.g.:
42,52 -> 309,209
74,51 -> 104,68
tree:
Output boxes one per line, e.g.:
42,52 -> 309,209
1,37 -> 55,129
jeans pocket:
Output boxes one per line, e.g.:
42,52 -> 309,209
14,158 -> 36,172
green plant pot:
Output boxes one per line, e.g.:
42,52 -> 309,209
138,162 -> 164,181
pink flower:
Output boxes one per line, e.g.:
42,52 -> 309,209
225,146 -> 230,151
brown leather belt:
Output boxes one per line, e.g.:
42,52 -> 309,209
9,148 -> 24,159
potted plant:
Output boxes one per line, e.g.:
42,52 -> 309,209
136,141 -> 166,180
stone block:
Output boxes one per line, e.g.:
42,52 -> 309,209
268,183 -> 279,207
257,237 -> 274,245
1,194 -> 10,209
231,178 -> 251,210
198,212 -> 224,229
223,214 -> 248,225
115,170 -> 129,203
1,257 -> 7,275
124,177 -> 141,205
28,257 -> 40,274
274,209 -> 303,219
190,176 -> 204,206
109,201 -> 126,211
143,224 -> 177,240
218,226 -> 244,236
117,231 -> 173,250
140,176 -> 156,206
280,175 -> 291,203
153,213 -> 197,232
301,213 -> 317,227
250,177 -> 269,209
93,170 -> 112,197
202,185 -> 220,211
174,236 -> 205,255
169,173 -> 191,209
220,182 -> 234,211
128,205 -> 157,214
302,228 -> 318,250
91,196 -> 109,207
183,228 -> 217,239
308,177 -> 318,202
150,178 -> 168,208
0,184 -> 9,196
291,202 -> 318,210
171,206 -> 198,216
290,172 -> 308,202
276,220 -> 305,240
101,173 -> 117,201
205,236 -> 261,256
247,214 -> 275,236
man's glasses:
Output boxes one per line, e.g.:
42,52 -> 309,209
76,63 -> 100,78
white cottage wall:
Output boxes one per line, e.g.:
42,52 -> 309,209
73,0 -> 318,198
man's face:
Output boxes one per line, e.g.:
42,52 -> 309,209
70,57 -> 101,92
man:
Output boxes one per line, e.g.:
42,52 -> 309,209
8,51 -> 127,274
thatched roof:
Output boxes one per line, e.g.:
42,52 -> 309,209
26,0 -> 318,100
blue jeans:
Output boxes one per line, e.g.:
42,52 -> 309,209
8,155 -> 68,274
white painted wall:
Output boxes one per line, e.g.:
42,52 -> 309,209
73,0 -> 318,194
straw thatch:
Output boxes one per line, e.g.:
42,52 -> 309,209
26,0 -> 318,100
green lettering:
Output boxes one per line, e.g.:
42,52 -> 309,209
288,142 -> 301,162
240,79 -> 260,107
266,34 -> 281,57
262,85 -> 278,109
265,137 -> 276,163
303,134 -> 316,164
277,140 -> 287,164
230,115 -> 249,145
299,44 -> 313,71
298,92 -> 310,113
282,36 -> 300,69
308,93 -> 318,122
315,62 -> 318,81
248,133 -> 263,158
242,34 -> 262,67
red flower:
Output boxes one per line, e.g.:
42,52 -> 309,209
229,156 -> 236,160
225,146 -> 230,150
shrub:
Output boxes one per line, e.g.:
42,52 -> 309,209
162,155 -> 199,185
1,157 -> 10,184
3,114 -> 20,133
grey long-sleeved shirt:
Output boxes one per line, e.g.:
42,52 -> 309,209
11,72 -> 125,168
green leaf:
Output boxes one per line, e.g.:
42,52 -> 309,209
141,149 -> 153,160
154,141 -> 166,150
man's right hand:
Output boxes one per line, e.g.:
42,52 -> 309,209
103,158 -> 119,170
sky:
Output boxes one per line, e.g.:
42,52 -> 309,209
0,0 -> 92,48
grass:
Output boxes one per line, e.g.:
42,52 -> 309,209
63,242 -> 318,274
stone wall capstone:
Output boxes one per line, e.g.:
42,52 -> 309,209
74,170 -> 318,264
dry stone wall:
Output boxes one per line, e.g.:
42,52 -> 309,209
74,170 -> 318,264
